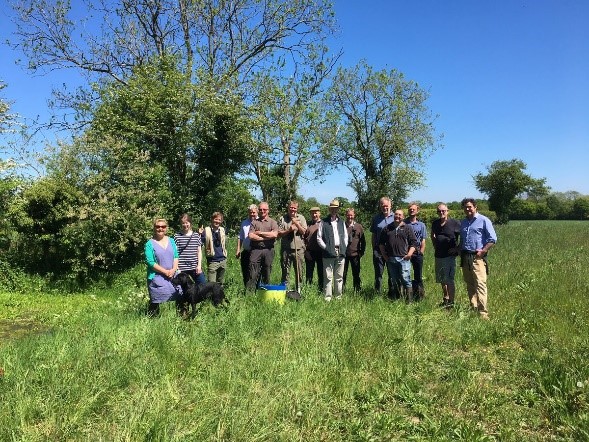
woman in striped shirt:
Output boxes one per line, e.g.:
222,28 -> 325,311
174,213 -> 206,285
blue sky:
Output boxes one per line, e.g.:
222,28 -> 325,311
1,0 -> 588,204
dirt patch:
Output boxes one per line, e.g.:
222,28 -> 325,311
0,317 -> 52,343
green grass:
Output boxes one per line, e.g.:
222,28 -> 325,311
1,221 -> 589,441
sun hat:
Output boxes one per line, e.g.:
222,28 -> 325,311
329,199 -> 340,208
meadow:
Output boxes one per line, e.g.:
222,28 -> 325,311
1,221 -> 588,441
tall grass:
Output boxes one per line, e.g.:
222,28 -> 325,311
1,221 -> 588,441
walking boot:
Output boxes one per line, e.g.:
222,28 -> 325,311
404,287 -> 414,303
147,302 -> 160,318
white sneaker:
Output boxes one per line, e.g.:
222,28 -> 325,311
324,296 -> 332,302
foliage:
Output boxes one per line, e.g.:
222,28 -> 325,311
474,158 -> 549,224
322,60 -> 441,215
247,46 -> 339,208
2,222 -> 589,440
7,134 -> 173,281
199,175 -> 257,234
91,55 -> 250,218
10,0 -> 337,122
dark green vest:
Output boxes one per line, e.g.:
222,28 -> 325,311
321,216 -> 347,258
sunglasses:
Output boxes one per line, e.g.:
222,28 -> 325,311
155,225 -> 167,229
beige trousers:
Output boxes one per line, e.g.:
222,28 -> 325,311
461,256 -> 489,316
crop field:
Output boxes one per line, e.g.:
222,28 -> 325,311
1,221 -> 588,441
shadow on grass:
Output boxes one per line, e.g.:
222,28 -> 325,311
0,317 -> 52,343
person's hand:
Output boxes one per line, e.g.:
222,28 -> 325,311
236,250 -> 241,258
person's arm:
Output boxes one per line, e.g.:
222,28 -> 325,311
404,229 -> 418,260
359,228 -> 366,256
236,236 -> 242,257
316,222 -> 326,250
292,215 -> 307,236
479,218 -> 497,256
420,224 -> 427,254
277,216 -> 290,238
197,244 -> 203,274
378,229 -> 388,260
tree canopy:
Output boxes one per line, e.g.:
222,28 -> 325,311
474,158 -> 549,223
322,60 -> 441,214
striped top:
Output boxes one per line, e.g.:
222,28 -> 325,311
173,231 -> 202,272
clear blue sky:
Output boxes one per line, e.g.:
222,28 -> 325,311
1,0 -> 588,204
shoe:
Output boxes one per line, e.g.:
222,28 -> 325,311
324,296 -> 332,302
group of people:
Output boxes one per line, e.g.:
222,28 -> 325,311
144,197 -> 497,319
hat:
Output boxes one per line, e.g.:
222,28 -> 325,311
329,199 -> 340,208
309,206 -> 321,212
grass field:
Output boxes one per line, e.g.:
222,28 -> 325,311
1,221 -> 588,441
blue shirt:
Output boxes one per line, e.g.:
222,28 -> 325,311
370,213 -> 395,247
405,218 -> 427,254
239,218 -> 253,251
460,213 -> 497,252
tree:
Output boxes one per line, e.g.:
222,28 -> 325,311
322,60 -> 440,215
89,55 -> 250,218
474,159 -> 549,224
10,0 -> 337,127
247,45 -> 340,208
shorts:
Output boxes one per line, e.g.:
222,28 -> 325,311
435,256 -> 457,284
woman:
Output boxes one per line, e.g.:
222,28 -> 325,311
174,213 -> 206,285
202,212 -> 227,284
145,218 -> 180,316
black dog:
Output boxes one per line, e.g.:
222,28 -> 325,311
171,273 -> 228,318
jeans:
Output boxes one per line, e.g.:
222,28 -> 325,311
386,256 -> 412,298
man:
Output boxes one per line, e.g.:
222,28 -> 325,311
303,206 -> 324,291
236,204 -> 258,286
378,208 -> 418,302
343,207 -> 366,292
431,203 -> 461,308
317,199 -> 348,301
460,198 -> 497,319
278,200 -> 307,286
202,212 -> 227,284
247,201 -> 279,290
370,197 -> 394,293
405,203 -> 427,300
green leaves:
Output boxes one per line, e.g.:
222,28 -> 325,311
474,159 -> 549,223
323,60 -> 441,213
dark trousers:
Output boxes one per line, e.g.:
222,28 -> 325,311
240,250 -> 251,286
373,251 -> 389,292
305,249 -> 324,290
410,253 -> 424,286
247,248 -> 274,290
343,255 -> 362,291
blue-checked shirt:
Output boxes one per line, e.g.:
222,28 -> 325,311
460,213 -> 497,252
405,218 -> 427,255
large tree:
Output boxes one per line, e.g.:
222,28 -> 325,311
322,60 -> 440,214
89,55 -> 251,218
10,0 -> 337,125
247,45 -> 339,208
473,158 -> 549,224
